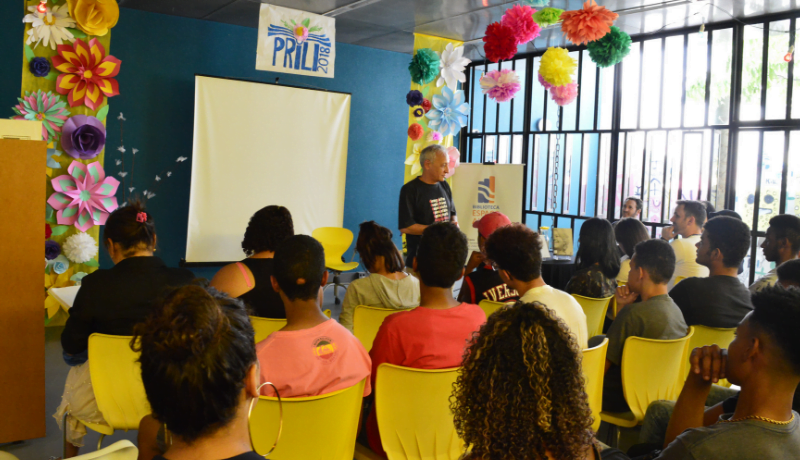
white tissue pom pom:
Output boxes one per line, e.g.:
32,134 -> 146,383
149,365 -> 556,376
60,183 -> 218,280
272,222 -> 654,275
63,232 -> 98,264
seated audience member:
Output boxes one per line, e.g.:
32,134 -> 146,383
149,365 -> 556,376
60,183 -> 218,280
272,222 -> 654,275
257,235 -> 371,397
701,201 -> 716,215
210,205 -> 294,318
615,217 -> 650,283
669,216 -> 753,328
56,202 -> 194,457
750,214 -> 800,293
367,223 -> 485,456
566,217 -> 620,298
604,239 -> 688,412
134,285 -> 264,460
485,223 -> 588,348
457,212 -> 519,305
452,302 -> 603,460
622,196 -> 644,219
779,259 -> 800,288
661,200 -> 709,289
340,221 -> 419,332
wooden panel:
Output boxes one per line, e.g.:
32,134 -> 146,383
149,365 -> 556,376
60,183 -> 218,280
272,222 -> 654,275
0,139 -> 46,442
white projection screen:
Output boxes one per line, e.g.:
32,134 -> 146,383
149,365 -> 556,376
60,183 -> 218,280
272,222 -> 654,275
186,75 -> 351,262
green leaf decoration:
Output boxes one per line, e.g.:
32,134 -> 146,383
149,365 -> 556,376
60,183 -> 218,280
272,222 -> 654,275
421,86 -> 430,97
309,26 -> 322,32
69,28 -> 87,39
95,105 -> 109,121
45,264 -> 52,275
46,204 -> 56,223
44,71 -> 58,81
302,18 -> 310,28
24,45 -> 35,62
291,19 -> 296,25
83,259 -> 99,267
419,118 -> 428,130
50,225 -> 69,236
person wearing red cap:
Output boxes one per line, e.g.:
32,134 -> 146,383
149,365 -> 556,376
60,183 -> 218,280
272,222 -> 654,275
457,212 -> 520,305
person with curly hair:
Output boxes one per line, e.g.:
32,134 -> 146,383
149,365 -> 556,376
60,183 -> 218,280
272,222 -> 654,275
452,301 -> 601,460
211,205 -> 294,318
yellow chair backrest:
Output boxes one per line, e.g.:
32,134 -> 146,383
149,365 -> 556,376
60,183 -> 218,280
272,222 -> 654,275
674,276 -> 686,286
478,299 -> 507,319
250,316 -> 287,343
70,440 -> 138,460
582,338 -> 608,433
312,227 -> 355,267
375,364 -> 464,460
250,380 -> 366,459
353,305 -> 410,352
619,329 -> 694,423
685,325 -> 736,386
571,294 -> 613,337
87,334 -> 151,431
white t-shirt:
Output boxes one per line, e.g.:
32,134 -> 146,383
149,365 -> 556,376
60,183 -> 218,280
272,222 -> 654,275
617,256 -> 631,283
519,285 -> 589,348
668,234 -> 709,290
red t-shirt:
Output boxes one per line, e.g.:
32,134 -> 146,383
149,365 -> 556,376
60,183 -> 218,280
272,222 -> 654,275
366,303 -> 485,456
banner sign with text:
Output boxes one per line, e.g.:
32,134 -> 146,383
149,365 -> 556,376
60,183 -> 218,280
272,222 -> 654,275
257,4 -> 335,78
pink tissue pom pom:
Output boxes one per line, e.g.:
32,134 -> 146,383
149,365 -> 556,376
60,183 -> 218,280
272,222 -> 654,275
551,82 -> 579,106
538,72 -> 554,90
501,4 -> 542,45
480,69 -> 522,102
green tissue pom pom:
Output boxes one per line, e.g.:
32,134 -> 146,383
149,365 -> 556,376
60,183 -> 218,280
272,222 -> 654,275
587,26 -> 632,68
409,48 -> 440,85
533,7 -> 564,27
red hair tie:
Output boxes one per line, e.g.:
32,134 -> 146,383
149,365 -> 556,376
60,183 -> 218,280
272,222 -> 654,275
136,212 -> 147,223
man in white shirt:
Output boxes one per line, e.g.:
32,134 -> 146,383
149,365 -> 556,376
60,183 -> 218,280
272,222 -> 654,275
661,200 -> 709,289
485,223 -> 589,348
750,214 -> 800,293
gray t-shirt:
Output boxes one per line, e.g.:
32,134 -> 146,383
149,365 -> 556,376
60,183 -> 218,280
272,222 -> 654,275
657,412 -> 800,459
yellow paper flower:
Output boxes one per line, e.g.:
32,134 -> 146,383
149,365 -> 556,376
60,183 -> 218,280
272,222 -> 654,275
45,267 -> 74,321
67,0 -> 119,36
405,144 -> 426,176
539,47 -> 578,87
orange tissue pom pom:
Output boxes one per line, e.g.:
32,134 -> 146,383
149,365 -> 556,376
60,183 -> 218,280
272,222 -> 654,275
560,0 -> 619,45
408,123 -> 424,141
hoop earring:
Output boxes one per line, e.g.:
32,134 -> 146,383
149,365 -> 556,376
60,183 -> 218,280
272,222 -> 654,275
247,382 -> 282,458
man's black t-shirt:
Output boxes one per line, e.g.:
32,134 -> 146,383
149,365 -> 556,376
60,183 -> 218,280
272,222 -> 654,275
457,263 -> 519,304
398,177 -> 456,265
669,276 -> 753,328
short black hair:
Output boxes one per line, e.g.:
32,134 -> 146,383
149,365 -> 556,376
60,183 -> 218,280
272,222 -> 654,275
676,200 -> 707,227
701,201 -> 716,214
750,286 -> 800,376
777,259 -> 800,286
103,200 -> 156,255
769,214 -> 800,253
614,218 -> 650,257
241,206 -> 294,256
703,216 -> 752,268
416,223 -> 467,288
631,239 -> 676,284
485,224 -> 543,282
624,197 -> 643,211
273,235 -> 326,301
356,221 -> 404,274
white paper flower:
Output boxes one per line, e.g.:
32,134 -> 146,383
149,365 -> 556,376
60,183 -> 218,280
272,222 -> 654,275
117,112 -> 126,121
436,43 -> 471,90
117,146 -> 125,153
23,4 -> 76,50
63,232 -> 98,264
176,156 -> 188,162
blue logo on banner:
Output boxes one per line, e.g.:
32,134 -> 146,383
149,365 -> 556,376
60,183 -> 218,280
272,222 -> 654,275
268,25 -> 332,74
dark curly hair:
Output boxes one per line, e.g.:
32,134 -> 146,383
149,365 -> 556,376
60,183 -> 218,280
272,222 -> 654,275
241,206 -> 294,256
452,301 -> 595,460
417,222 -> 468,288
485,223 -> 543,282
703,216 -> 751,268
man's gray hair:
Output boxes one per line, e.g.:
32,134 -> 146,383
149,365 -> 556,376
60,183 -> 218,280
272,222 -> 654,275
419,144 -> 447,169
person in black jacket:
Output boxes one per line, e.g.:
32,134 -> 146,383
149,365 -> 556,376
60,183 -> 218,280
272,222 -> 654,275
55,201 -> 194,457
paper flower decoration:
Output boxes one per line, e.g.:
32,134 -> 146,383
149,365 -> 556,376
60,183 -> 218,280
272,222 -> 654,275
46,224 -> 52,239
23,3 -> 76,50
427,131 -> 443,143
483,22 -> 518,63
560,0 -> 619,45
45,240 -> 61,260
71,272 -> 88,285
539,47 -> 577,87
50,255 -> 70,275
409,48 -> 441,85
538,72 -> 554,90
408,123 -> 424,141
426,87 -> 470,136
67,0 -> 119,36
413,108 -> 424,118
422,98 -> 432,113
53,38 -> 121,110
522,0 -> 550,6
501,5 -> 541,45
12,90 -> 70,143
551,82 -> 579,106
45,267 -> 74,321
30,57 -> 51,77
480,69 -> 521,102
533,8 -> 565,27
294,25 -> 309,43
437,43 -> 471,90
61,115 -> 106,160
63,232 -> 98,264
406,90 -> 423,107
405,144 -> 423,176
444,146 -> 461,179
48,161 -> 120,232
587,26 -> 632,68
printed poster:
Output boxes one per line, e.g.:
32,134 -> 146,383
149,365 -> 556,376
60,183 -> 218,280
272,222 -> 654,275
256,4 -> 335,78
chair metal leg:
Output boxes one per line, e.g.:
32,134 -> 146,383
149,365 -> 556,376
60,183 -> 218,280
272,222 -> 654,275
605,424 -> 619,448
333,272 -> 341,305
97,433 -> 105,451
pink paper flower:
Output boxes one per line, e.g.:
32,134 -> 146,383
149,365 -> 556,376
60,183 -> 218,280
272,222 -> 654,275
445,147 -> 461,179
551,82 -> 579,106
480,69 -> 521,102
427,131 -> 443,143
538,72 -> 554,90
294,25 -> 309,43
47,161 -> 119,232
12,90 -> 70,143
501,4 -> 542,45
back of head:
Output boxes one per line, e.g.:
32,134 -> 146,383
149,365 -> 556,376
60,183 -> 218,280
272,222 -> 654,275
103,200 -> 156,254
677,200 -> 707,227
273,235 -> 325,301
632,239 -> 676,284
484,223 -> 542,282
769,214 -> 800,253
356,221 -> 404,273
416,223 -> 467,288
703,216 -> 751,268
749,286 -> 800,377
615,218 -> 650,257
777,259 -> 800,287
576,217 -> 620,278
241,205 -> 294,256
133,285 -> 256,442
452,301 -> 594,460
701,201 -> 716,214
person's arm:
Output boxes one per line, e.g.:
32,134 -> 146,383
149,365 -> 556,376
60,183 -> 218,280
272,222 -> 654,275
603,307 -> 634,375
60,279 -> 95,357
339,282 -> 358,332
661,226 -> 675,241
614,284 -> 639,313
400,224 -> 428,235
464,251 -> 484,274
209,262 -> 252,298
457,276 -> 475,304
668,281 -> 690,318
398,184 -> 421,235
368,320 -> 400,391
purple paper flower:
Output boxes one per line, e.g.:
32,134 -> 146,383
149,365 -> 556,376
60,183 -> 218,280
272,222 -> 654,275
406,90 -> 424,107
61,115 -> 106,160
45,240 -> 61,260
30,57 -> 51,77
413,108 -> 424,118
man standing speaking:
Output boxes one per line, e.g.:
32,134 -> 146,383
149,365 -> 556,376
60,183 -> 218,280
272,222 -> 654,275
399,145 -> 458,267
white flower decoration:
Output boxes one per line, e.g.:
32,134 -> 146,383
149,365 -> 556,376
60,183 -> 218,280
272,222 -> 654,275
155,175 -> 161,182
23,4 -> 76,50
436,43 -> 471,90
404,144 -> 424,176
118,171 -> 128,177
117,146 -> 125,153
166,171 -> 172,177
62,232 -> 98,264
176,156 -> 188,162
117,112 -> 126,121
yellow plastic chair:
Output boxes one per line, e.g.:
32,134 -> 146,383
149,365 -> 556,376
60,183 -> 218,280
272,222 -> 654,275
70,440 -> 138,460
249,380 -> 366,459
250,316 -> 287,342
685,325 -> 736,387
582,338 -> 609,433
0,451 -> 19,460
353,305 -> 410,352
674,276 -> 686,286
312,227 -> 360,305
571,294 -> 613,337
478,299 -> 507,319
